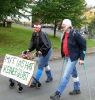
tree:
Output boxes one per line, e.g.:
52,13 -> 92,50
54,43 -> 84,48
83,7 -> 95,23
30,0 -> 86,37
88,19 -> 95,38
0,0 -> 31,22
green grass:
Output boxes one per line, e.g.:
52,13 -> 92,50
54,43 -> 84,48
0,26 -> 32,55
87,39 -> 95,47
0,25 -> 95,56
0,25 -> 61,56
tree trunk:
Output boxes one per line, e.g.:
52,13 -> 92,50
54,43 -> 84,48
3,19 -> 6,27
53,21 -> 57,37
7,22 -> 12,28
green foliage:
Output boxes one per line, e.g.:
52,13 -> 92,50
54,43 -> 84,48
30,0 -> 86,36
88,19 -> 95,38
31,0 -> 86,27
0,0 -> 31,21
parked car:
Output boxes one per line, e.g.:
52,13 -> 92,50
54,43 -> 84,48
41,23 -> 54,28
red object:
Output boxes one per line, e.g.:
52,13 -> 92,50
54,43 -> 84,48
63,33 -> 69,57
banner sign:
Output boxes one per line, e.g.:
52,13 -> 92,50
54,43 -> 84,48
1,54 -> 36,86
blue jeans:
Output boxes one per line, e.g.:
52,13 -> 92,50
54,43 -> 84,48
38,48 -> 52,70
56,57 -> 80,96
33,48 -> 53,83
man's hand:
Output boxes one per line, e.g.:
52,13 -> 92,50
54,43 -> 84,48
79,60 -> 84,65
38,51 -> 42,55
23,50 -> 30,54
26,50 -> 30,52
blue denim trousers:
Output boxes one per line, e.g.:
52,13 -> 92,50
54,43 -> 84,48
38,48 -> 52,70
33,48 -> 53,83
56,57 -> 80,96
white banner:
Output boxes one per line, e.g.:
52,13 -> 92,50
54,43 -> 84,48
1,54 -> 36,86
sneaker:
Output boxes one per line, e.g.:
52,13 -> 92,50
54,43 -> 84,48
69,90 -> 81,95
46,78 -> 53,83
50,91 -> 60,100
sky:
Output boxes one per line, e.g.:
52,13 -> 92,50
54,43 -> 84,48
86,0 -> 95,6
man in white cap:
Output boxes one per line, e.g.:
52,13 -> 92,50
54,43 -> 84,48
50,19 -> 86,100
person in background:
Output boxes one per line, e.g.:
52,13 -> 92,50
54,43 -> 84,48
50,19 -> 86,100
26,22 -> 53,87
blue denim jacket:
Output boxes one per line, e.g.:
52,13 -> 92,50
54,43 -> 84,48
61,29 -> 86,62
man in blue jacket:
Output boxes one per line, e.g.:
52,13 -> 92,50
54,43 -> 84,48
50,19 -> 86,100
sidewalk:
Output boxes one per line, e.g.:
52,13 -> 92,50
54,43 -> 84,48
50,47 -> 95,60
0,47 -> 95,68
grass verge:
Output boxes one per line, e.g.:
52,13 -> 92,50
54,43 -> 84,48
0,25 -> 95,56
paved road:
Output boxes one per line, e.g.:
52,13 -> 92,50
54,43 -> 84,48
0,53 -> 95,100
42,28 -> 62,36
22,25 -> 62,36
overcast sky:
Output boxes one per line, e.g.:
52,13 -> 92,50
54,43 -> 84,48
86,0 -> 95,6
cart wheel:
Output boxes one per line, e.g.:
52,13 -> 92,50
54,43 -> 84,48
9,81 -> 15,89
17,86 -> 23,93
36,83 -> 41,89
